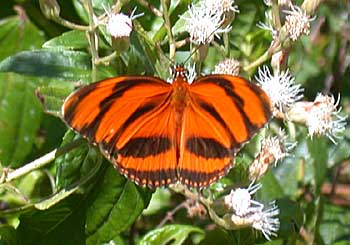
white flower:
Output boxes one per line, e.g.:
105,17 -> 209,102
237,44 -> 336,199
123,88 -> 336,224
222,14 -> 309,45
251,202 -> 280,241
181,4 -> 231,45
307,94 -> 347,143
224,183 -> 280,240
284,5 -> 314,41
256,66 -> 304,116
213,58 -> 240,76
106,13 -> 132,38
263,0 -> 272,6
249,129 -> 296,180
105,9 -> 143,38
257,11 -> 278,39
225,183 -> 263,216
204,0 -> 239,15
289,94 -> 347,144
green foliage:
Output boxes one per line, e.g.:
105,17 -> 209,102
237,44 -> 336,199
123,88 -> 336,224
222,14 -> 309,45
0,0 -> 349,244
0,50 -> 91,80
138,225 -> 205,245
43,30 -> 89,50
85,165 -> 152,244
0,73 -> 43,168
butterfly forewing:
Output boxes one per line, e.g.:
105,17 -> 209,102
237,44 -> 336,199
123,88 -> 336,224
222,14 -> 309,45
62,68 -> 272,189
63,76 -> 178,187
178,75 -> 272,188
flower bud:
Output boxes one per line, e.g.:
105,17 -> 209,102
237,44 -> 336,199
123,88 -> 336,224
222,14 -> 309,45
106,13 -> 132,53
192,44 -> 209,63
39,0 -> 60,20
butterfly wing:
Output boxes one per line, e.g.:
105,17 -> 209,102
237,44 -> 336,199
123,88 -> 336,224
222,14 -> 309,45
178,75 -> 272,188
63,76 -> 177,187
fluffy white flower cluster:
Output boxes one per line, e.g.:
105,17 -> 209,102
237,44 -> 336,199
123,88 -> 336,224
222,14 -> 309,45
181,0 -> 237,45
224,183 -> 280,240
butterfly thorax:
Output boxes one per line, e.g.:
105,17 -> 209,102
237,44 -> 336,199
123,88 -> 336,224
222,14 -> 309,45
171,72 -> 190,156
171,64 -> 190,103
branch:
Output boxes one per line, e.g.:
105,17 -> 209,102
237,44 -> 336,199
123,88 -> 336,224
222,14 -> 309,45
161,0 -> 176,61
136,0 -> 162,17
0,138 -> 85,185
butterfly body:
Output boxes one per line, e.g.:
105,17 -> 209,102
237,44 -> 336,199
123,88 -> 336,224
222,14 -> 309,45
62,65 -> 272,188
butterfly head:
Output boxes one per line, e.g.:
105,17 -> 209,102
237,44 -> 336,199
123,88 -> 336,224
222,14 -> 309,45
171,64 -> 189,80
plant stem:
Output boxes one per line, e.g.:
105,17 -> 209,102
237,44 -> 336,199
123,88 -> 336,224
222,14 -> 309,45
243,50 -> 270,72
0,138 -> 85,185
169,184 -> 231,229
136,0 -> 162,17
175,38 -> 189,49
34,153 -> 102,210
95,51 -> 118,65
84,0 -> 99,82
223,32 -> 230,57
157,200 -> 189,228
53,16 -> 89,31
212,41 -> 227,57
271,0 -> 282,29
161,0 -> 176,61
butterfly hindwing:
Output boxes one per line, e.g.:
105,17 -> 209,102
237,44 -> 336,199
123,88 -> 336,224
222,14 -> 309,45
178,100 -> 233,188
63,70 -> 272,189
178,75 -> 271,187
63,76 -> 177,187
112,98 -> 178,187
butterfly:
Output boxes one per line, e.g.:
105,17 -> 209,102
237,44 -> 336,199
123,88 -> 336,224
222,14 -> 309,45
62,65 -> 272,188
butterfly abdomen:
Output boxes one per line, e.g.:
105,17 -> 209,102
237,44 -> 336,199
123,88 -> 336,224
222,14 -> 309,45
62,67 -> 272,189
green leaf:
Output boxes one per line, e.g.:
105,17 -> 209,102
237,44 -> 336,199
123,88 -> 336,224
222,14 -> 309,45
0,16 -> 44,61
0,225 -> 18,245
43,30 -> 88,50
319,204 -> 350,245
199,227 -> 233,245
85,165 -> 152,245
106,235 -> 125,245
17,170 -> 50,200
0,50 -> 91,80
55,131 -> 98,190
328,140 -> 350,168
228,228 -> 259,245
36,153 -> 102,210
276,199 -> 303,240
258,171 -> 285,201
138,225 -> 205,245
143,189 -> 172,216
72,0 -> 115,23
307,137 -> 328,190
273,156 -> 300,197
154,0 -> 191,43
132,21 -> 168,77
0,73 -> 43,167
16,195 -> 86,245
37,80 -> 75,117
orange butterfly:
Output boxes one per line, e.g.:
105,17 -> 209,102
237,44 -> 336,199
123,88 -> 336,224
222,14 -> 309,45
62,65 -> 271,188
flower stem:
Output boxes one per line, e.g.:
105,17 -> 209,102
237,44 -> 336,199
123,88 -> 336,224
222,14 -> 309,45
161,0 -> 176,61
244,50 -> 271,72
223,32 -> 230,57
53,15 -> 89,31
169,184 -> 231,229
0,138 -> 85,185
95,51 -> 118,65
271,0 -> 282,29
84,0 -> 99,82
136,0 -> 162,17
